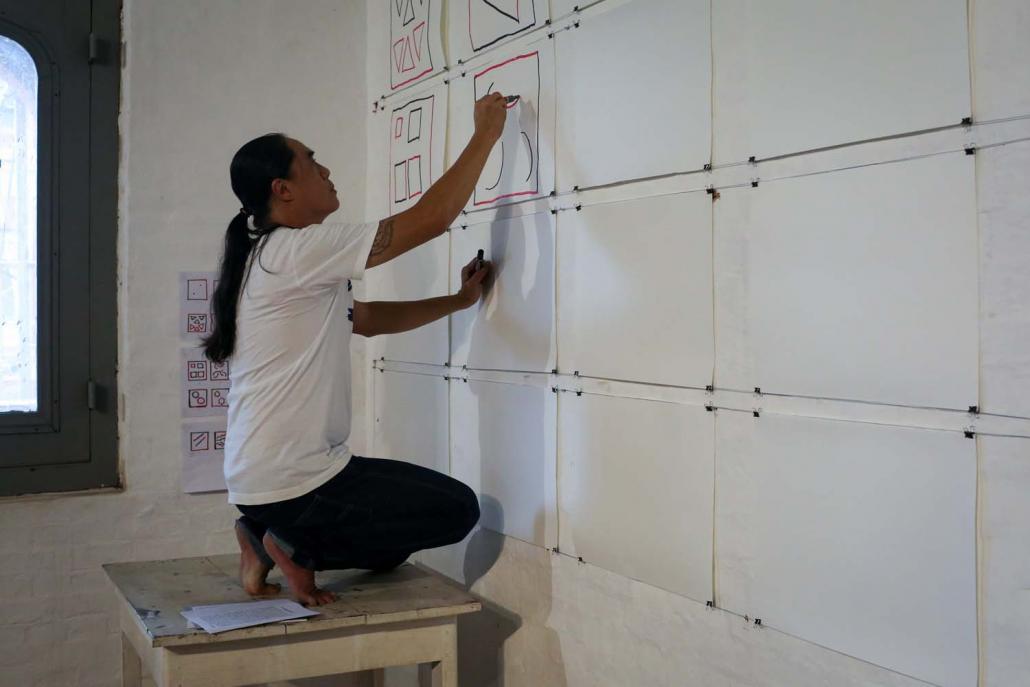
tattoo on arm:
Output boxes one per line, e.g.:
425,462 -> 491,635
370,219 -> 394,257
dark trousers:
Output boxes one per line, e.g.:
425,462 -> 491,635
237,456 -> 480,571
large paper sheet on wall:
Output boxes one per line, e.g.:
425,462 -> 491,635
390,82 -> 448,214
558,393 -> 714,602
390,0 -> 444,91
450,212 -> 556,371
181,418 -> 228,493
448,0 -> 550,64
557,192 -> 713,387
712,0 -> 970,163
714,153 -> 978,409
715,412 -> 977,687
364,234 -> 450,365
447,39 -> 556,211
979,141 -> 1030,418
373,370 -> 449,474
450,379 -> 557,548
555,0 -> 711,190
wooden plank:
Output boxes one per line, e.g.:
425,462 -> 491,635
104,555 -> 480,648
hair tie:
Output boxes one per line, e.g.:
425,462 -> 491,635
246,214 -> 261,239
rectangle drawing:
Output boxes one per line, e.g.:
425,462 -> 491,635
181,418 -> 227,494
389,83 -> 447,214
181,346 -> 231,418
450,379 -> 557,548
390,0 -> 439,90
558,392 -> 714,602
715,412 -> 977,687
473,51 -> 540,207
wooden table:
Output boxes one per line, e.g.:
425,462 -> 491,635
103,554 -> 481,687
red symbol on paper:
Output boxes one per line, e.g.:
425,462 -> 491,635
209,361 -> 230,381
213,431 -> 226,450
186,313 -> 208,334
211,388 -> 230,408
188,389 -> 209,408
190,431 -> 209,451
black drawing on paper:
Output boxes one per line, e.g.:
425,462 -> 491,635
472,51 -> 541,207
390,94 -> 436,211
468,0 -> 538,53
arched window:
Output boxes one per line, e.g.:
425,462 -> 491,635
0,34 -> 39,413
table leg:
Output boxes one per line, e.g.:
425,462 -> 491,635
121,631 -> 143,687
371,668 -> 387,687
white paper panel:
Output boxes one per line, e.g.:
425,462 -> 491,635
447,40 -> 556,210
450,379 -> 557,547
980,436 -> 1030,686
364,234 -> 450,365
181,418 -> 227,494
448,0 -> 550,65
555,0 -> 710,190
715,153 -> 978,409
558,393 -> 714,601
557,192 -> 713,386
450,212 -> 556,371
715,412 -> 977,687
712,0 -> 970,163
373,370 -> 449,473
979,141 -> 1030,418
389,82 -> 448,214
972,0 -> 1030,121
365,104 -> 392,221
389,0 -> 445,91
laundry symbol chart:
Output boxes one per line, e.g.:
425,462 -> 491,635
391,0 -> 436,89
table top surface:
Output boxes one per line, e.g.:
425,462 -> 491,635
103,554 -> 481,648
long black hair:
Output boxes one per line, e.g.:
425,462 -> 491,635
202,133 -> 295,363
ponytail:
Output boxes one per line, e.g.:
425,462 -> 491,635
202,133 -> 295,363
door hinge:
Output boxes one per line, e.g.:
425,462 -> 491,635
88,32 -> 99,64
87,380 -> 97,410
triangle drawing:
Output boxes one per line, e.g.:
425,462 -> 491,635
403,0 -> 416,26
393,38 -> 407,73
480,0 -> 520,23
412,22 -> 425,62
400,37 -> 415,72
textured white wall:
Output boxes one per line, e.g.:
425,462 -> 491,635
364,1 -> 1030,686
0,1 -> 370,685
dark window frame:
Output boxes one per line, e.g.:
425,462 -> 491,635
0,0 -> 120,497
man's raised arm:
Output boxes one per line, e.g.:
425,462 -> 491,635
365,92 -> 507,270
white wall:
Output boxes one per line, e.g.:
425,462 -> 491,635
0,1 -> 370,685
364,1 -> 1030,686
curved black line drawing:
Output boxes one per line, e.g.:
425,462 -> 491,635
485,141 -> 505,191
521,131 -> 533,183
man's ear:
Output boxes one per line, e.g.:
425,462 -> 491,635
270,177 -> 293,202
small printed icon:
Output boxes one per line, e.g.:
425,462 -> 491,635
188,388 -> 209,408
211,388 -> 230,408
213,431 -> 226,450
187,279 -> 208,301
187,313 -> 208,334
187,360 -> 208,381
209,361 -> 230,381
190,431 -> 209,451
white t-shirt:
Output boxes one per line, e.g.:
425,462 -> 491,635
223,220 -> 379,505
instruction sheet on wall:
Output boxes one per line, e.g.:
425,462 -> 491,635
178,271 -> 228,494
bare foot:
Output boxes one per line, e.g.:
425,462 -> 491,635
262,531 -> 337,606
234,521 -> 281,597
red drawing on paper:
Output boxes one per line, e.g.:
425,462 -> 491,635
468,0 -> 538,53
390,94 -> 436,211
209,361 -> 230,381
186,313 -> 208,334
190,431 -> 209,452
473,52 -> 540,207
188,389 -> 209,409
211,388 -> 230,408
187,360 -> 208,382
213,431 -> 226,450
391,0 -> 435,90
